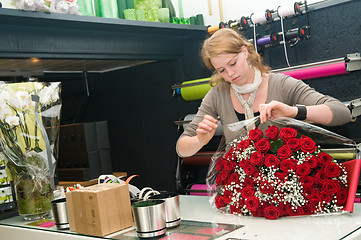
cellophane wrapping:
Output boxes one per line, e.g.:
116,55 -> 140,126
206,117 -> 356,219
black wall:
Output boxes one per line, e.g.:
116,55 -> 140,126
41,0 -> 361,192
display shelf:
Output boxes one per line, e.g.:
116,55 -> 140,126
0,8 -> 207,73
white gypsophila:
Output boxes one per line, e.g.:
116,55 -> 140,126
5,115 -> 19,126
0,106 -> 13,121
38,83 -> 59,106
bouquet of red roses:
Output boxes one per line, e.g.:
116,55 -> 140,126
213,124 -> 350,220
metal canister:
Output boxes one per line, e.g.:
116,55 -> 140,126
131,199 -> 166,238
149,192 -> 180,228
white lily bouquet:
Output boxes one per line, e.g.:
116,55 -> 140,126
0,82 -> 61,220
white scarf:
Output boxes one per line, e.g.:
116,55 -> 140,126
231,68 -> 262,129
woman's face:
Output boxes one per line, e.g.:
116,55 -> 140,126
210,46 -> 252,86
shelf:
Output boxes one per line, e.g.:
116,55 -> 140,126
0,8 -> 208,74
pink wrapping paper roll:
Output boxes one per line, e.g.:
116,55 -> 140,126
282,62 -> 348,80
190,184 -> 216,196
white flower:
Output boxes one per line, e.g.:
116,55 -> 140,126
0,90 -> 10,102
5,115 -> 20,126
0,106 -> 13,121
16,91 -> 31,101
39,83 -> 60,106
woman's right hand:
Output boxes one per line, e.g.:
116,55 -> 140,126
195,114 -> 218,146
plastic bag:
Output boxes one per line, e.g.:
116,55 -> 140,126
0,82 -> 61,218
206,116 -> 356,220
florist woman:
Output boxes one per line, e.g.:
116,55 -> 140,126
176,28 -> 351,158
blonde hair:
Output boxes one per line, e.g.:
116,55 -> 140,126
201,28 -> 270,86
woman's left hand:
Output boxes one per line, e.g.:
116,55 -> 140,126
259,100 -> 298,123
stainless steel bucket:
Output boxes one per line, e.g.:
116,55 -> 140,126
149,192 -> 181,228
131,199 -> 166,238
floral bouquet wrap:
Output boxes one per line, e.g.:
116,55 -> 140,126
206,117 -> 360,220
0,82 -> 61,220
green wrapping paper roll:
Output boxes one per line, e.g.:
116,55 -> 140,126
180,78 -> 211,101
117,0 -> 127,18
78,0 -> 95,16
94,0 -> 119,18
126,0 -> 134,9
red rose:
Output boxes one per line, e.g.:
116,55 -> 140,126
241,186 -> 255,199
265,126 -> 279,140
286,138 -> 300,151
223,190 -> 233,204
323,179 -> 341,194
264,154 -> 280,168
239,158 -> 250,168
249,128 -> 263,142
306,155 -> 318,169
295,163 -> 311,177
318,152 -> 333,165
277,202 -> 290,216
223,160 -> 236,173
300,176 -> 316,187
243,164 -> 259,177
277,145 -> 293,160
280,159 -> 297,172
260,181 -> 275,194
315,170 -> 327,185
255,138 -> 271,153
288,206 -> 304,216
280,128 -> 298,140
336,188 -> 348,206
215,195 -> 227,208
221,171 -> 231,183
300,136 -> 317,153
302,205 -> 313,215
303,186 -> 316,200
244,176 -> 254,187
230,203 -> 242,214
216,157 -> 225,171
224,146 -> 236,160
245,196 -> 260,211
309,198 -> 320,211
237,139 -> 252,150
324,162 -> 341,178
228,172 -> 241,184
264,206 -> 281,220
216,173 -> 223,185
317,190 -> 332,203
275,172 -> 287,181
250,151 -> 264,166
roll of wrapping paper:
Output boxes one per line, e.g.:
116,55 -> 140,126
158,8 -> 169,22
126,0 -> 134,9
282,62 -> 348,80
179,78 -> 211,101
78,0 -> 95,16
183,114 -> 223,136
182,151 -> 215,165
189,16 -> 196,25
190,184 -> 216,196
328,152 -> 356,160
95,0 -> 119,18
196,14 -> 204,25
117,0 -> 127,18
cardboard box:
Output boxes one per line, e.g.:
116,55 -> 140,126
66,183 -> 133,236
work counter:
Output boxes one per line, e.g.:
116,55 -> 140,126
1,195 -> 361,240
